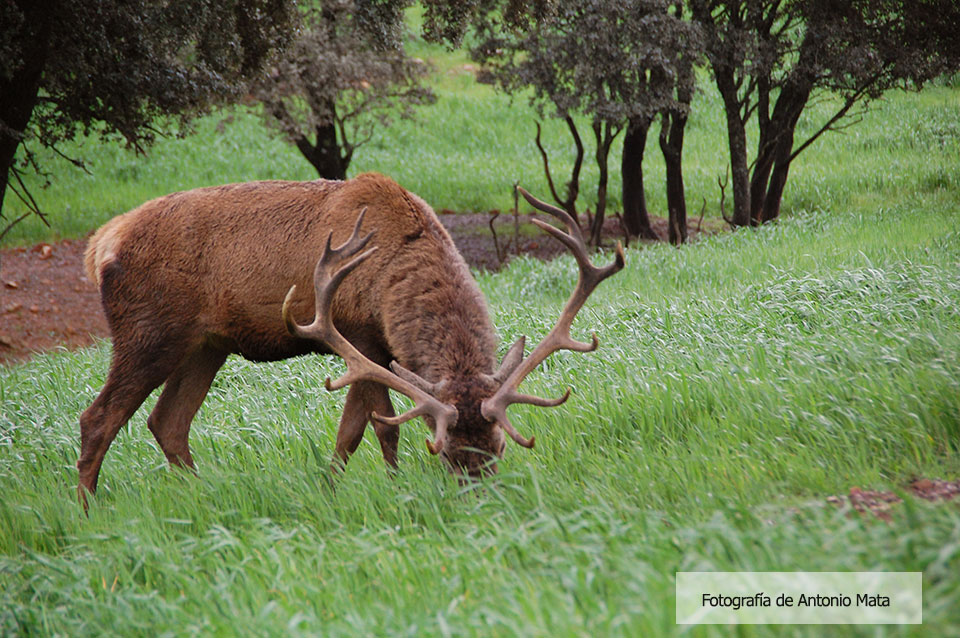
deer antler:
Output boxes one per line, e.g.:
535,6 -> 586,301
481,187 -> 625,448
282,209 -> 459,454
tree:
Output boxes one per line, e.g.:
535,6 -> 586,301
532,118 -> 585,226
0,0 -> 294,235
690,0 -> 960,227
428,0 -> 699,244
657,45 -> 697,245
612,2 -> 701,244
469,2 -> 624,244
252,0 -> 436,180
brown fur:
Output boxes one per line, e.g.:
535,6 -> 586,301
78,173 -> 503,501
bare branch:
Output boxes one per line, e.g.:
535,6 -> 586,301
718,170 -> 733,227
534,121 -> 564,206
789,77 -> 881,162
613,211 -> 631,248
0,212 -> 31,244
9,166 -> 49,227
488,208 -> 505,265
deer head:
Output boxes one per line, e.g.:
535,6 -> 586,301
282,187 -> 625,478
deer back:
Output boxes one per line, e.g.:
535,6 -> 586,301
85,172 -> 497,370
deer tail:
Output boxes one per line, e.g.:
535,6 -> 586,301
84,216 -> 127,288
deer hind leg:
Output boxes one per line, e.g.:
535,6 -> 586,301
77,339 -> 185,503
146,344 -> 227,471
331,380 -> 397,472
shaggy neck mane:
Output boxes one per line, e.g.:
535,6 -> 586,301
380,218 -> 497,384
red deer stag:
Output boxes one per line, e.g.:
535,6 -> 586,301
78,172 -> 623,504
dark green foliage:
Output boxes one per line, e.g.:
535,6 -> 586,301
463,1 -> 700,244
252,0 -> 436,180
0,0 -> 295,227
422,0 -> 960,236
689,0 -> 960,226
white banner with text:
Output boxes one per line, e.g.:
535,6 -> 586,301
676,571 -> 922,625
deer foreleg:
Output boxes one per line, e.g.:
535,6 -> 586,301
331,380 -> 397,472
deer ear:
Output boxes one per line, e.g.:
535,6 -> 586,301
491,336 -> 525,384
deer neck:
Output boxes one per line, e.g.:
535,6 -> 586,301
382,262 -> 497,385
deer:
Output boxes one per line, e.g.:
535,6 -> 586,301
78,172 -> 624,505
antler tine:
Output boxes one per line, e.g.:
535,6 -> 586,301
341,207 -> 372,258
484,336 -> 526,385
282,212 -> 458,454
519,186 -> 624,282
517,186 -> 583,243
499,413 -> 536,449
481,187 -> 625,446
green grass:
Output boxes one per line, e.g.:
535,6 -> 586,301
2,193 -> 960,635
2,18 -> 960,638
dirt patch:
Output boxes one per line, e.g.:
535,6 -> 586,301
442,209 -> 721,272
1,239 -> 108,365
826,478 -> 960,522
0,212 -> 719,365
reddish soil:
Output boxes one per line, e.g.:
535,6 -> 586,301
1,239 -> 108,365
1,211 -> 716,365
826,478 -> 960,522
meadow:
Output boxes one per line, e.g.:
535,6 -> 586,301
1,23 -> 960,638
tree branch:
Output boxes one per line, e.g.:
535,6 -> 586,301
718,169 -> 733,226
564,115 -> 585,210
9,166 -> 48,226
534,120 -> 564,206
788,76 -> 880,163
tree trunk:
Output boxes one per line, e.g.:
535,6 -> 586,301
715,68 -> 752,227
0,0 -> 55,222
562,115 -> 584,225
760,98 -> 806,222
749,21 -> 819,224
621,115 -> 658,240
762,150 -> 792,223
749,130 -> 776,225
750,78 -> 811,223
662,54 -> 694,245
750,76 -> 774,223
295,102 -> 350,180
659,110 -> 688,245
590,120 -> 619,246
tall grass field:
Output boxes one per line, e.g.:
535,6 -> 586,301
2,20 -> 960,638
